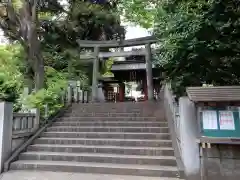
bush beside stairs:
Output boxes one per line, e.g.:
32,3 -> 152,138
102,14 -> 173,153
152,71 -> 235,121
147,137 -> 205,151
10,102 -> 183,179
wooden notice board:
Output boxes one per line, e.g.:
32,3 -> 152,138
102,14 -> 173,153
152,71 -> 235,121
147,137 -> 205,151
200,107 -> 240,138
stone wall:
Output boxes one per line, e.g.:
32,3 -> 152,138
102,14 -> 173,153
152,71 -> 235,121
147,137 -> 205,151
202,144 -> 240,180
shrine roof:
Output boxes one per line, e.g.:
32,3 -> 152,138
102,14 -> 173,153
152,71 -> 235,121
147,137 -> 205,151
186,86 -> 240,102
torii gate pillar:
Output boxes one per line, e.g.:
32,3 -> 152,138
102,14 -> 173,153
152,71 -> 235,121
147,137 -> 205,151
145,43 -> 154,101
91,47 -> 99,102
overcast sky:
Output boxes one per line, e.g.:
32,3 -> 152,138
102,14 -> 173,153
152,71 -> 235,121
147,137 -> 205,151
125,24 -> 151,39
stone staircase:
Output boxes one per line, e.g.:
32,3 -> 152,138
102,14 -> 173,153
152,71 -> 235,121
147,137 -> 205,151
10,102 -> 182,179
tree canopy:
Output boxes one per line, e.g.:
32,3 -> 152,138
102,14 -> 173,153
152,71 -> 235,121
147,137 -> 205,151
153,0 -> 240,97
121,0 -> 240,97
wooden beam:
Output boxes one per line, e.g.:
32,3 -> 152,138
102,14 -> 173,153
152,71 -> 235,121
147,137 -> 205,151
77,36 -> 157,48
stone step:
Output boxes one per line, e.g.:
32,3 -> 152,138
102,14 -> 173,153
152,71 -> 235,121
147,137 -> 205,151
67,106 -> 158,110
64,113 -> 163,117
27,144 -> 174,156
53,121 -> 168,127
57,117 -> 162,122
64,112 -> 160,117
0,171 -> 182,180
69,104 -> 160,111
42,131 -> 171,140
19,152 -> 177,166
34,137 -> 173,147
47,126 -> 169,133
10,160 -> 179,177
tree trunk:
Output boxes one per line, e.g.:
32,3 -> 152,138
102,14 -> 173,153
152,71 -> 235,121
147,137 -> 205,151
34,56 -> 45,90
20,0 -> 45,91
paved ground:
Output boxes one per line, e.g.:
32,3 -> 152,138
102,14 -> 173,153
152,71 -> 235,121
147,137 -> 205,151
0,171 -> 180,180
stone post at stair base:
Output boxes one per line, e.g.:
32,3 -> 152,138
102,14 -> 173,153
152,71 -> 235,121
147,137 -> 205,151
0,102 -> 13,172
179,97 -> 200,180
67,86 -> 73,104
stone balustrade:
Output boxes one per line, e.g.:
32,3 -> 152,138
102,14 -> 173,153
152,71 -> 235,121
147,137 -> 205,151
12,113 -> 36,138
11,113 -> 37,153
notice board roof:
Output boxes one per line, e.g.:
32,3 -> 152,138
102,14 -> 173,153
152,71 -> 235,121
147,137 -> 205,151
186,86 -> 240,102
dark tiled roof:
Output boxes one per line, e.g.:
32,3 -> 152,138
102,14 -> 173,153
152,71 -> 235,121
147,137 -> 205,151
186,86 -> 240,102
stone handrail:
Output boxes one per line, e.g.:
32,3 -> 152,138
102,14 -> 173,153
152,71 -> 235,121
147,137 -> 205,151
163,83 -> 182,156
163,83 -> 185,178
12,113 -> 36,138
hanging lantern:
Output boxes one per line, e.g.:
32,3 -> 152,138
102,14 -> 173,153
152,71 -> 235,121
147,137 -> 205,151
0,3 -> 7,17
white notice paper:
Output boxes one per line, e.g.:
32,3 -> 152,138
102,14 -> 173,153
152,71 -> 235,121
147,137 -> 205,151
113,87 -> 118,93
202,111 -> 218,130
219,111 -> 235,130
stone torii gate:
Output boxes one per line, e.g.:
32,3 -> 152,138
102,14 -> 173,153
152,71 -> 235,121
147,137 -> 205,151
77,36 -> 157,102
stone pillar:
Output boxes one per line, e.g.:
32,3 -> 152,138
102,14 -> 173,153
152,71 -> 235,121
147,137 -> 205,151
73,87 -> 79,103
35,109 -> 40,129
92,47 -> 100,102
67,86 -> 72,104
97,83 -> 105,102
21,87 -> 30,112
145,43 -> 154,101
0,102 -> 13,172
179,97 -> 200,180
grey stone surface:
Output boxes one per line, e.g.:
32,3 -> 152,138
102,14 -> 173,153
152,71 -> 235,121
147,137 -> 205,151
34,137 -> 173,147
26,144 -> 174,156
53,121 -> 167,126
46,126 -> 169,133
0,102 -> 13,172
202,145 -> 240,180
0,171 -> 181,180
179,97 -> 200,180
8,102 -> 180,178
42,131 -> 171,139
12,137 -> 28,152
19,152 -> 177,166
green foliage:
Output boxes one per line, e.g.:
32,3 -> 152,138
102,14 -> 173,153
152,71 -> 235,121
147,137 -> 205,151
0,45 -> 23,102
102,58 -> 114,77
119,0 -> 157,29
25,66 -> 68,117
154,0 -> 240,98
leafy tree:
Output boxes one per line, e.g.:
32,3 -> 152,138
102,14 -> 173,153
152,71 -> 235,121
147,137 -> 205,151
0,44 -> 23,102
0,0 -> 58,90
118,0 -> 157,29
25,66 -> 67,117
154,0 -> 240,97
